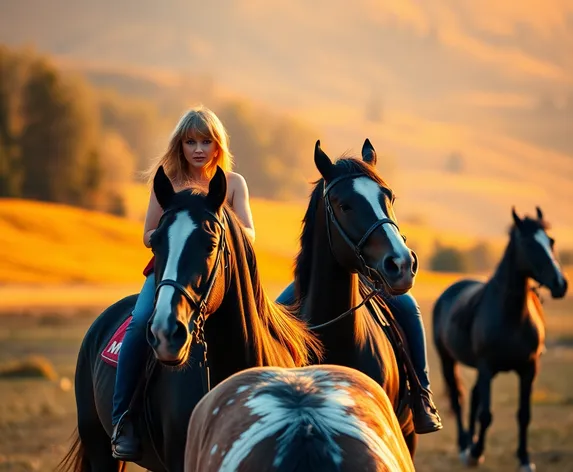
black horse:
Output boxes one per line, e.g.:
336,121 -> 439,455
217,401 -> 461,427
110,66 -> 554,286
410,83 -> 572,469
284,140 -> 420,454
57,166 -> 323,472
433,207 -> 568,471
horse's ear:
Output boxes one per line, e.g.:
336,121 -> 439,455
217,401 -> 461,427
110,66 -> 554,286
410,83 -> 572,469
314,140 -> 335,181
154,165 -> 175,210
512,206 -> 523,230
536,206 -> 544,221
206,166 -> 227,211
362,138 -> 377,165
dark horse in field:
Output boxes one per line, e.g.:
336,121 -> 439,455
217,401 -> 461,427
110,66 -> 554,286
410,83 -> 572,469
57,165 -> 323,472
284,140 -> 420,453
184,365 -> 415,472
433,207 -> 568,471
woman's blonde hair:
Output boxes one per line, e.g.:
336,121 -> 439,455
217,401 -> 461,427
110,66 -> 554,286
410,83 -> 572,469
144,105 -> 233,186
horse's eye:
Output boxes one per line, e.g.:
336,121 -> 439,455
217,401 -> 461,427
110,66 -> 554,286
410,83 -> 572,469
339,203 -> 351,212
206,240 -> 218,253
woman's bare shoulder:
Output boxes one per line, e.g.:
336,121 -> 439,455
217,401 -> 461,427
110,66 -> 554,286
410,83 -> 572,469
225,171 -> 248,192
225,171 -> 247,186
224,171 -> 248,206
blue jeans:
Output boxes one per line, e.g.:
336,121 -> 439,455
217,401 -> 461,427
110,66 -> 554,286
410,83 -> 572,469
112,273 -> 156,425
276,281 -> 431,390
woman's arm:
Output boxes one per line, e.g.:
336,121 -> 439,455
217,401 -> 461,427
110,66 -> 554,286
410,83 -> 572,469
229,173 -> 256,243
143,188 -> 164,248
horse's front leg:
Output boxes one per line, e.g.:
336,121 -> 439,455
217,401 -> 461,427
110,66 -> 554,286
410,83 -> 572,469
464,362 -> 494,466
516,361 -> 537,472
467,381 -> 480,444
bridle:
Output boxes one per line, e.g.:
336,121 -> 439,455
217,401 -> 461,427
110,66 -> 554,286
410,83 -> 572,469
324,173 -> 405,290
152,208 -> 230,394
309,173 -> 407,331
154,209 -> 228,334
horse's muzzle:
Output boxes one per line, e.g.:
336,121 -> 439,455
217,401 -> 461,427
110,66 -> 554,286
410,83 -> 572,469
550,275 -> 568,299
146,313 -> 190,365
377,249 -> 418,294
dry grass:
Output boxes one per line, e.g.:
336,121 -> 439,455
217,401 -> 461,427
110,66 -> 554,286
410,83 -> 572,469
0,199 -> 149,284
0,294 -> 571,471
0,196 -> 486,289
0,356 -> 58,381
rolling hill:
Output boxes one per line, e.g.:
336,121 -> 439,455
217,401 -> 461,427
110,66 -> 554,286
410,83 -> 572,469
1,1 -> 571,242
2,197 -> 570,310
0,197 -> 480,284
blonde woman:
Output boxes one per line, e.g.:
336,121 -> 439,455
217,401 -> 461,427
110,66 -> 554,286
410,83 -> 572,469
111,106 -> 255,461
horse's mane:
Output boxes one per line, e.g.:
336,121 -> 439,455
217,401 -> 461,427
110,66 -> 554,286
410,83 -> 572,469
509,216 -> 551,236
493,215 -> 553,309
220,204 -> 324,367
294,157 -> 392,305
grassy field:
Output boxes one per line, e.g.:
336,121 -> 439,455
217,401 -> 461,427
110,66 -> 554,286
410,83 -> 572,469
0,196 -> 502,286
0,285 -> 572,471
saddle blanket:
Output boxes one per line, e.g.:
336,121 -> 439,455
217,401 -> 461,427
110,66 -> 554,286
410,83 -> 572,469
101,316 -> 132,367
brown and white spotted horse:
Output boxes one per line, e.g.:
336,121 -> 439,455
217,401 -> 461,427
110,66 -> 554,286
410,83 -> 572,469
184,365 -> 415,472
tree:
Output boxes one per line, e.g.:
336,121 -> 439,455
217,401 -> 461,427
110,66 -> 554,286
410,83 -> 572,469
217,100 -> 271,197
445,151 -> 465,174
467,241 -> 497,273
98,89 -> 161,172
430,242 -> 470,273
19,58 -> 101,206
559,249 -> 573,266
0,46 -> 25,197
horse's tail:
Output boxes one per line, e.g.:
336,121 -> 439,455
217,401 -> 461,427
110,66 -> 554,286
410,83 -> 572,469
55,428 -> 127,472
54,429 -> 88,472
55,321 -> 128,472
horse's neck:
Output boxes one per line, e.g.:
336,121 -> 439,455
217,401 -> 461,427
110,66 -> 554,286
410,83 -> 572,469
301,233 -> 398,390
302,218 -> 361,343
489,238 -> 529,323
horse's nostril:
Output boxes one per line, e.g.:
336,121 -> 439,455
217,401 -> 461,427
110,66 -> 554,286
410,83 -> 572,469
172,321 -> 189,347
383,255 -> 401,276
411,251 -> 419,275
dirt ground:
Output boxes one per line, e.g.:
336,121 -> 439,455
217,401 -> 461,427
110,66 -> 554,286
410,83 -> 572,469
0,293 -> 572,472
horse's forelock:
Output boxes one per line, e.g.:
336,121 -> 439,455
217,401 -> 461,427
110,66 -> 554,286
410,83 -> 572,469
510,216 -> 551,236
333,157 -> 391,192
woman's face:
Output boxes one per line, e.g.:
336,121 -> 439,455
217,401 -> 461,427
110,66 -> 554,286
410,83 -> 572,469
182,130 -> 219,173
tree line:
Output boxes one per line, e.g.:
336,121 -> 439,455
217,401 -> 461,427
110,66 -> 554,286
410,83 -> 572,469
0,45 -> 320,214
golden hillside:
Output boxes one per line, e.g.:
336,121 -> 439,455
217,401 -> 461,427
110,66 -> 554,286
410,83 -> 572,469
0,198 -> 300,286
126,183 -> 504,259
0,196 -> 495,285
1,198 -> 569,309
